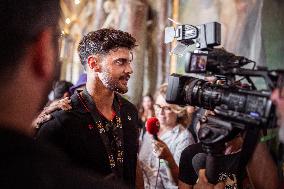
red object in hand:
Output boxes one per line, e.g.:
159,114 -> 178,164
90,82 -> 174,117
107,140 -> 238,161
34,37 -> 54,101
146,117 -> 160,140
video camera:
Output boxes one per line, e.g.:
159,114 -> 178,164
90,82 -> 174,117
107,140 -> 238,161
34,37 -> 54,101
164,22 -> 284,184
165,21 -> 283,132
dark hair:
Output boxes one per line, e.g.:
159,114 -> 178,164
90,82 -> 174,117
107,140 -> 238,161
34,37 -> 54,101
53,80 -> 73,100
0,0 -> 61,76
78,28 -> 137,67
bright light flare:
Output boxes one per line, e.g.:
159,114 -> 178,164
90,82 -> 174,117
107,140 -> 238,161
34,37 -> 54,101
65,18 -> 71,24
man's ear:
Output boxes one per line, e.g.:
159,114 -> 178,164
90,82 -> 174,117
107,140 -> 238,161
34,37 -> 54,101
31,28 -> 56,80
87,55 -> 101,72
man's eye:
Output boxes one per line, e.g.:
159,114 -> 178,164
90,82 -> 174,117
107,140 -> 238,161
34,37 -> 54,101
114,59 -> 131,66
115,60 -> 126,65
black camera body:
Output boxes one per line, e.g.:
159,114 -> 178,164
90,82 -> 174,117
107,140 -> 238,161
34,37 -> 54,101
165,21 -> 284,185
184,48 -> 253,74
165,22 -> 283,131
166,73 -> 275,129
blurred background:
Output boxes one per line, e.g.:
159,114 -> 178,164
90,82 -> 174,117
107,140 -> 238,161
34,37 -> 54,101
58,0 -> 284,105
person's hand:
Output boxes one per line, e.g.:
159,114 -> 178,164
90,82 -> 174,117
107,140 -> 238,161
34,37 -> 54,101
152,139 -> 173,161
32,111 -> 53,130
45,97 -> 72,114
224,134 -> 243,155
193,169 -> 225,189
32,97 -> 72,130
205,76 -> 217,83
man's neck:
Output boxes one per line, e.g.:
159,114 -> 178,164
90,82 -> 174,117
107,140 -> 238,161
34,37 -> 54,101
86,78 -> 115,120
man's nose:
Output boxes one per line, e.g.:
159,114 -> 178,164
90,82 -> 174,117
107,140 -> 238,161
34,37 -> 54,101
125,63 -> 133,74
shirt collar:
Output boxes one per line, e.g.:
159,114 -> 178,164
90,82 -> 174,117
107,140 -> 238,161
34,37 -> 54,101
72,88 -> 125,114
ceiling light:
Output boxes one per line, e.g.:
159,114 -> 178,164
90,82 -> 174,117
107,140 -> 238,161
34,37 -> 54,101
65,18 -> 71,24
74,0 -> 80,5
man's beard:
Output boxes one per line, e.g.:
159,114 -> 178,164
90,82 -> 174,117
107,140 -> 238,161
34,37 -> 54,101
99,71 -> 129,94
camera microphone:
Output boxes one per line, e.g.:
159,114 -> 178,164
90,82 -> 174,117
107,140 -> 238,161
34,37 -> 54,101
146,117 -> 160,140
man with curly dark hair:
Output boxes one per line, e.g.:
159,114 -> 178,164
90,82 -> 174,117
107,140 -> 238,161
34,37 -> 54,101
37,28 -> 141,188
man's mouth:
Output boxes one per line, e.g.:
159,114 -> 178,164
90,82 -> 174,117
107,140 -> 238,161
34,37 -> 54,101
120,75 -> 130,85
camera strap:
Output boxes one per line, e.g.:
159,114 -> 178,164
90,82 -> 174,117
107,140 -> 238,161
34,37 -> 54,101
236,127 -> 260,188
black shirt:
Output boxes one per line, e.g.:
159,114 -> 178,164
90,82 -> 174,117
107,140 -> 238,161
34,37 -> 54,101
36,90 -> 139,187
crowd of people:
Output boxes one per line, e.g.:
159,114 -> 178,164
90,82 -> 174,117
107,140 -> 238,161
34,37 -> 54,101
0,0 -> 284,189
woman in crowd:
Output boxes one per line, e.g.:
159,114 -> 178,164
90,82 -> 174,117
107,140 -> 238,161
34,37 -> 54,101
138,94 -> 155,142
139,84 -> 195,189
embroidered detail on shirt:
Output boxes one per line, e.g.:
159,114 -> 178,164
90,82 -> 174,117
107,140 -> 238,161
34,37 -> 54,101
96,121 -> 105,133
218,172 -> 237,189
127,115 -> 132,121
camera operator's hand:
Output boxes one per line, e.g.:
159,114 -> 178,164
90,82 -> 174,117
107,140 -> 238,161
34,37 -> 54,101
193,169 -> 225,189
224,134 -> 243,155
204,76 -> 217,83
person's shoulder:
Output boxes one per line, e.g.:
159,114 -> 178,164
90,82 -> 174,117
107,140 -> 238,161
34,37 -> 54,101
39,97 -> 89,135
69,92 -> 89,113
50,93 -> 89,121
47,110 -> 79,126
